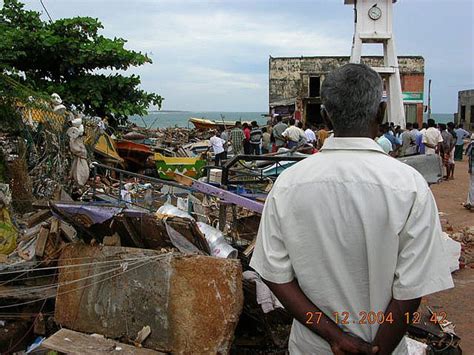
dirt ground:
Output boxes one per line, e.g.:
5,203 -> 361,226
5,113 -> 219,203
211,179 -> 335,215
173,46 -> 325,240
431,159 -> 472,230
427,159 -> 473,352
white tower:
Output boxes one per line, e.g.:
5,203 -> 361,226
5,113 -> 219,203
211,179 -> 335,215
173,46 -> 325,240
345,0 -> 405,128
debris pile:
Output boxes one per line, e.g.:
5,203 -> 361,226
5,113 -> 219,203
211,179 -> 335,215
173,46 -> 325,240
0,94 -> 464,354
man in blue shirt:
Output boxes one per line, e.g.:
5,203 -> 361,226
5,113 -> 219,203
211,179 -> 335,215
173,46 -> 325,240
454,124 -> 470,161
384,126 -> 401,154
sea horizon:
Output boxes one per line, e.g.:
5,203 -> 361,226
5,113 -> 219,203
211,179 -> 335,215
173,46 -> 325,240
130,111 -> 456,129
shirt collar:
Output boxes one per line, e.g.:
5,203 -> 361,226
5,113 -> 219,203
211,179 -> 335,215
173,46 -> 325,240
320,136 -> 387,154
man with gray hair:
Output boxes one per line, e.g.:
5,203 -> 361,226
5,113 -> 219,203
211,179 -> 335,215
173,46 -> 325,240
250,64 -> 453,354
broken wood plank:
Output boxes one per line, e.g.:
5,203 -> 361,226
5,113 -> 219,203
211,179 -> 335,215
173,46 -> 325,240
243,239 -> 256,258
26,209 -> 51,228
60,220 -> 78,242
32,200 -> 50,209
35,226 -> 50,257
0,284 -> 56,300
50,218 -> 60,240
41,328 -> 164,355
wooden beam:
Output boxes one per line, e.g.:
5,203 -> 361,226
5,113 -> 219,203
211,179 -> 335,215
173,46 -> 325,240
41,328 -> 164,355
35,226 -> 50,257
26,209 -> 51,228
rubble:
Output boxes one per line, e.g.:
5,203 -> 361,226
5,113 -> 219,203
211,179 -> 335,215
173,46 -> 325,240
0,93 -> 467,354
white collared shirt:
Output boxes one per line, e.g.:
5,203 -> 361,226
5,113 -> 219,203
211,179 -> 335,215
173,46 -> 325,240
304,128 -> 316,143
250,137 -> 453,354
422,127 -> 443,155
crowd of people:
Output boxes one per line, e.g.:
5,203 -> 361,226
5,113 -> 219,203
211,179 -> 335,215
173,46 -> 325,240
374,119 -> 473,209
207,111 -> 474,211
207,117 -> 332,164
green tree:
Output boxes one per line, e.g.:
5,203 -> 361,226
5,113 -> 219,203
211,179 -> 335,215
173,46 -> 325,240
0,0 -> 162,121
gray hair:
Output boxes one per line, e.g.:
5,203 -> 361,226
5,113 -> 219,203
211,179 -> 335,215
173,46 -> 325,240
321,64 -> 382,134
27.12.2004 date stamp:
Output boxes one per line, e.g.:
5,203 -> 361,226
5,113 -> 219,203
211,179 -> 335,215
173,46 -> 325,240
305,311 -> 447,325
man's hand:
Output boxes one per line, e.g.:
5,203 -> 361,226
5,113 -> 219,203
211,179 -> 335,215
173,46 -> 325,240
330,333 -> 379,355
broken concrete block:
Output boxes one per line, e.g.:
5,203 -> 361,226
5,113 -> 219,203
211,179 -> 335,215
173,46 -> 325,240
55,244 -> 243,354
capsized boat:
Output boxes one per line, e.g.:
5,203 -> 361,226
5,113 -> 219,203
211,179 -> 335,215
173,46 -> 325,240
155,153 -> 206,180
115,140 -> 153,171
189,117 -> 248,130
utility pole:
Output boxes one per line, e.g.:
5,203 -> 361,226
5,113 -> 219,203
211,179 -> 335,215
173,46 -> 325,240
427,79 -> 432,120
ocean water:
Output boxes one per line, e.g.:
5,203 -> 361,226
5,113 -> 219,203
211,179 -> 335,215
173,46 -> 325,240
129,111 -> 455,129
130,111 -> 267,129
423,113 -> 456,125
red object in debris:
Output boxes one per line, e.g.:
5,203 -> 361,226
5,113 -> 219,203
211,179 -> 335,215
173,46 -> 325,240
115,140 -> 153,171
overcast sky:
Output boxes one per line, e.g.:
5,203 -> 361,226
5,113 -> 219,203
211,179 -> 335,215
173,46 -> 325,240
10,0 -> 474,113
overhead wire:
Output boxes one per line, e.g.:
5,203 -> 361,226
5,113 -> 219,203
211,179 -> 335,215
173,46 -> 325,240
39,0 -> 53,22
0,255 -> 153,297
0,253 -> 170,309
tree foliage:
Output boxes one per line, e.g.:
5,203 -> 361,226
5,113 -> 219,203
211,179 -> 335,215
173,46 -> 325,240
0,0 -> 162,118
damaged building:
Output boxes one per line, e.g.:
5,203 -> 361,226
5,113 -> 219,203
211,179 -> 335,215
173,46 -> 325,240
457,89 -> 474,129
269,56 -> 425,126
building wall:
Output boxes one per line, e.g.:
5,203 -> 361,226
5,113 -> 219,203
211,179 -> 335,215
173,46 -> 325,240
457,89 -> 474,129
269,56 -> 425,126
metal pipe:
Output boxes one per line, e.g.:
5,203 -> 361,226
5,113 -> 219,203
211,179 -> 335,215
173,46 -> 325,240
90,162 -> 193,191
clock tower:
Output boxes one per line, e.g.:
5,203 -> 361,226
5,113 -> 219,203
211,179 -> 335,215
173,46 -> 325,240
344,0 -> 405,128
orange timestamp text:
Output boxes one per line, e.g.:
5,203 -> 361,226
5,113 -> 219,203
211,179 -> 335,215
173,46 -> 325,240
305,311 -> 447,325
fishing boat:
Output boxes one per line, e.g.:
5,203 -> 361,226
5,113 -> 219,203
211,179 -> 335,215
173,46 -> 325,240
154,153 -> 206,180
115,140 -> 154,171
189,117 -> 246,130
93,134 -> 125,166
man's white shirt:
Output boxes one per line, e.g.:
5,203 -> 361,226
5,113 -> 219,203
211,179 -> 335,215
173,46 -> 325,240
250,137 -> 453,354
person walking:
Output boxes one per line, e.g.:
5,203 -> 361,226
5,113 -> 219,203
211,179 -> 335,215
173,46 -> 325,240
416,122 -> 428,154
249,121 -> 263,155
304,124 -> 316,146
271,116 -> 288,152
242,122 -> 251,155
440,123 -> 455,179
261,127 -> 271,154
250,64 -> 453,355
400,122 -> 417,156
454,124 -> 470,161
422,119 -> 443,155
207,130 -> 226,166
282,119 -> 306,149
230,121 -> 245,155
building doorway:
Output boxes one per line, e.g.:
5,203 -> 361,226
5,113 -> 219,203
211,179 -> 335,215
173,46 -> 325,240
305,103 -> 323,127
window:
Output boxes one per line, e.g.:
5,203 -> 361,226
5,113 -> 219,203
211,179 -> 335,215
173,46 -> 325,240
309,76 -> 321,98
404,104 -> 417,123
460,105 -> 466,121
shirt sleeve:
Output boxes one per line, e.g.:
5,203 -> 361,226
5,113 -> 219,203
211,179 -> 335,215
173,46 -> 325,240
393,186 -> 454,300
436,131 -> 443,143
249,189 -> 295,283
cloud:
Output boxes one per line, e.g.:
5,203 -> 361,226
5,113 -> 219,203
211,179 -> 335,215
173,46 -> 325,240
15,0 -> 474,112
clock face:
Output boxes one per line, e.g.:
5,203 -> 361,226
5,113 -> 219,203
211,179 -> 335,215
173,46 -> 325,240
368,6 -> 382,20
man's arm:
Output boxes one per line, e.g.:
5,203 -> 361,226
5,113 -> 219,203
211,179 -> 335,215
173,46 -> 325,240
264,279 -> 378,355
372,297 -> 421,354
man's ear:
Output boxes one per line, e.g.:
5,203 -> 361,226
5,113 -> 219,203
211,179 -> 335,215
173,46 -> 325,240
376,102 -> 386,124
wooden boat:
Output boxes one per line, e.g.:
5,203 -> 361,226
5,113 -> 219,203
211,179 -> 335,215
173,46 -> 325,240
116,140 -> 154,171
189,117 -> 246,130
155,153 -> 205,180
93,134 -> 124,166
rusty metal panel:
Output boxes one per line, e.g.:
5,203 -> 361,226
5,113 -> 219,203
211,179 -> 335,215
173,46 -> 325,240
55,245 -> 243,353
55,245 -> 173,351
